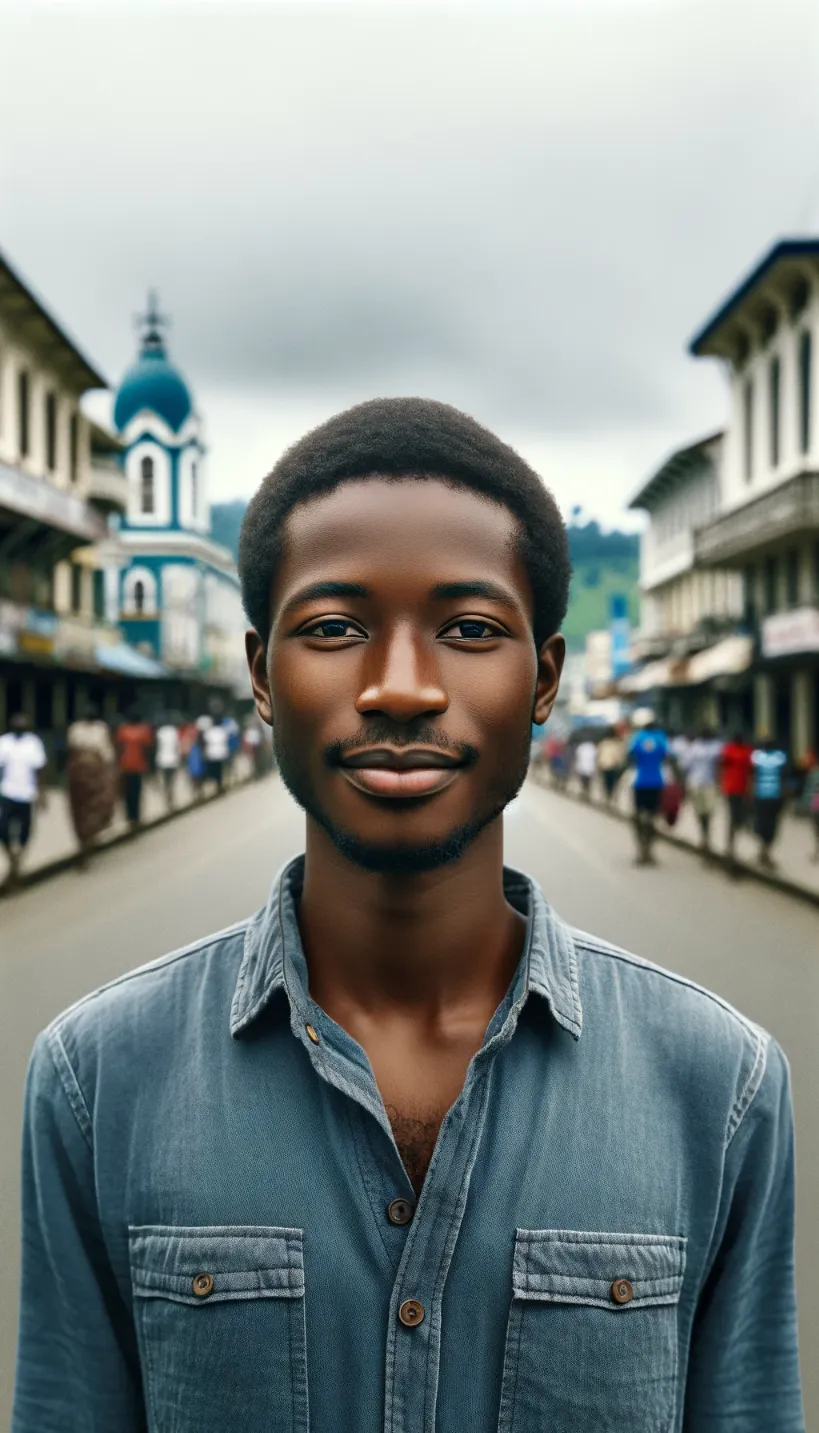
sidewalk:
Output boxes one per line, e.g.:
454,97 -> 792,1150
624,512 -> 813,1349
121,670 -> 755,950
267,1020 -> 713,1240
531,766 -> 819,907
1,757 -> 253,889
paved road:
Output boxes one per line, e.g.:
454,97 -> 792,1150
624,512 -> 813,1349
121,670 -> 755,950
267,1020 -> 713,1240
1,775 -> 817,1426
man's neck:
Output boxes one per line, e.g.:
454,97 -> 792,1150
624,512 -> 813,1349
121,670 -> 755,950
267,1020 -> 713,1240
297,819 -> 526,1024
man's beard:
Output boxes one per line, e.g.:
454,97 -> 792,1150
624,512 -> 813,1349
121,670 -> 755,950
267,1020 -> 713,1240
272,722 -> 532,875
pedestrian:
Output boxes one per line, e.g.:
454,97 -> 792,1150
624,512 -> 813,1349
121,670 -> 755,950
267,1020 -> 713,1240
804,763 -> 819,861
200,703 -> 231,794
596,726 -> 626,803
115,707 -> 154,829
65,704 -> 117,868
14,399 -> 803,1430
242,716 -> 267,779
155,713 -> 181,809
627,711 -> 669,865
720,731 -> 754,868
573,735 -> 597,800
752,736 -> 789,870
0,712 -> 47,891
683,727 -> 724,859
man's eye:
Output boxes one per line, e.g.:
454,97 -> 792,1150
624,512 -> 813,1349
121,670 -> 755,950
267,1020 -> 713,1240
304,619 -> 363,639
443,619 -> 499,641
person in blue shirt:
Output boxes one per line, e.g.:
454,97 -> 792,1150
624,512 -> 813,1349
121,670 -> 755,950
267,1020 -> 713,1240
752,736 -> 789,869
627,715 -> 669,866
13,399 -> 804,1433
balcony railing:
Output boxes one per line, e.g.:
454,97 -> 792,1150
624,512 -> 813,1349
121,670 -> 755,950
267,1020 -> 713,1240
694,471 -> 819,566
87,460 -> 128,515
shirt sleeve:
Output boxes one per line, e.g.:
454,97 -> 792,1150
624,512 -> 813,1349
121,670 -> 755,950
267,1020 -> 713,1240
12,1033 -> 147,1432
32,737 -> 47,770
683,1038 -> 805,1431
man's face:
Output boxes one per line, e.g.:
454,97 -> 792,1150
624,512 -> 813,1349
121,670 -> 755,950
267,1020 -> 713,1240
247,478 -> 563,874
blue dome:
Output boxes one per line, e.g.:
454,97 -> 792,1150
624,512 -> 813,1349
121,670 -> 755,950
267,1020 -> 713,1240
114,339 -> 193,434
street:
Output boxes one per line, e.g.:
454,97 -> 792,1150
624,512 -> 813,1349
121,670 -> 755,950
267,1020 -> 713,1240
1,774 -> 817,1427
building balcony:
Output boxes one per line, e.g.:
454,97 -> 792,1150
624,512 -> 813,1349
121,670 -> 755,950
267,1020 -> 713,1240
695,471 -> 819,567
87,458 -> 128,515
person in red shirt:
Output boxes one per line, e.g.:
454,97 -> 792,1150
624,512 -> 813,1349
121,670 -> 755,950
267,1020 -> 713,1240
720,731 -> 754,865
115,709 -> 155,829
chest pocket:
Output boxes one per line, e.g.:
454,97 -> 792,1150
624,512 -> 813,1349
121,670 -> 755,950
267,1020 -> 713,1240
497,1229 -> 686,1433
129,1225 -> 308,1433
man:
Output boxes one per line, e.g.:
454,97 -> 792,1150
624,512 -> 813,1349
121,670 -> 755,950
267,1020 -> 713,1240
752,735 -> 789,870
115,708 -> 155,829
13,400 -> 803,1431
0,712 -> 47,890
627,712 -> 668,865
720,730 -> 754,868
682,726 -> 724,860
596,725 -> 626,803
199,702 -> 231,794
155,713 -> 182,808
573,735 -> 597,800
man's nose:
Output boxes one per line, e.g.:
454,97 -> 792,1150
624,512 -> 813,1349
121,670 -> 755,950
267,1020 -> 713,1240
355,626 -> 448,721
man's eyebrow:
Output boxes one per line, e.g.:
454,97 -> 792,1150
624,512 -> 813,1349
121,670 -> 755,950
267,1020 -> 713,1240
282,580 -> 370,615
430,580 -> 519,608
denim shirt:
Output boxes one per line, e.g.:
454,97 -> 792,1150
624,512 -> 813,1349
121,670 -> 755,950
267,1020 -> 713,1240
13,857 -> 804,1432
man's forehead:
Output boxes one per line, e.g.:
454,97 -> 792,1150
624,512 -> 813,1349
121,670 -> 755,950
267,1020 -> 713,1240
280,476 -> 521,561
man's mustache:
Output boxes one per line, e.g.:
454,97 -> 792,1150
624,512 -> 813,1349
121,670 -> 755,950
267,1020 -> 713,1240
325,724 -> 479,767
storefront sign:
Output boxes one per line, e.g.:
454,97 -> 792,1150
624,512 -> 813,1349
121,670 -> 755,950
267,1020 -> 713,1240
761,607 -> 819,659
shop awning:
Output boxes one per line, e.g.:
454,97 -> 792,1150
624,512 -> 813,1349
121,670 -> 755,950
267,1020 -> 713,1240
94,642 -> 166,678
685,635 -> 753,684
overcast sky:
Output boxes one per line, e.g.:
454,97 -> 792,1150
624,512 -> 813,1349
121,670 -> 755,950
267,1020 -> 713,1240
2,0 -> 818,525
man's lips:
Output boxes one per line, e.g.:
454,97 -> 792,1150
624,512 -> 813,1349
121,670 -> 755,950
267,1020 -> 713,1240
338,747 -> 466,799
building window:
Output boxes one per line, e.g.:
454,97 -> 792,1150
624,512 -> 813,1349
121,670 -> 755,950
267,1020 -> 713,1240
799,329 -> 812,454
18,370 -> 30,458
764,556 -> 779,615
190,460 -> 198,520
134,579 -> 146,613
140,455 -> 155,514
45,392 -> 57,472
742,566 -> 757,627
69,412 -> 78,483
71,563 -> 83,614
786,549 -> 801,608
812,539 -> 819,602
743,378 -> 754,483
768,356 -> 780,467
93,569 -> 105,620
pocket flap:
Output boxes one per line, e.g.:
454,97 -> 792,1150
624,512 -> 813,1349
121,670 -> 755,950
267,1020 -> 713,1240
129,1225 -> 305,1305
513,1228 -> 685,1310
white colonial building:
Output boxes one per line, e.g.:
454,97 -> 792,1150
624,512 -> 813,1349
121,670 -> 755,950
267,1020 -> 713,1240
111,296 -> 248,696
626,238 -> 819,756
691,240 -> 819,757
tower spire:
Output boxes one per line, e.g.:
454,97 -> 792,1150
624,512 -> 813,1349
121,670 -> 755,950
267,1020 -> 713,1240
135,289 -> 171,355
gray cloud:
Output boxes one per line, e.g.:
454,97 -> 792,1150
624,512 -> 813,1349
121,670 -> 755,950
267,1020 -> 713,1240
1,0 -> 818,493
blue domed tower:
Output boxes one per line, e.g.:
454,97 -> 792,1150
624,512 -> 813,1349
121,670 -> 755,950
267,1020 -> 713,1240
111,295 -> 246,690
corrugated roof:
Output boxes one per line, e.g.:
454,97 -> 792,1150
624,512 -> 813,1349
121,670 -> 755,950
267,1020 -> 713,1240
0,247 -> 107,392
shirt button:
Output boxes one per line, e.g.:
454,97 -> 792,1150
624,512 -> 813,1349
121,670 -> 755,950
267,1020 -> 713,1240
610,1278 -> 633,1305
305,1024 -> 320,1045
398,1299 -> 425,1327
192,1272 -> 214,1298
387,1198 -> 415,1226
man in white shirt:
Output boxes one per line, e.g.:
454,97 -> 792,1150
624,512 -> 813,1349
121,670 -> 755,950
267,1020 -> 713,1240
155,717 -> 181,808
683,728 -> 725,858
0,713 -> 47,889
573,737 -> 598,800
201,710 -> 231,793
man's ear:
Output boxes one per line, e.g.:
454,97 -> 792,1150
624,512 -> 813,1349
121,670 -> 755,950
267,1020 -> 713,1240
532,633 -> 565,726
245,629 -> 273,728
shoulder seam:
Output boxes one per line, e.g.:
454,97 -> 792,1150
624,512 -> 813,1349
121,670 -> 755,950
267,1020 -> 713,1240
572,934 -> 762,1040
46,1027 -> 94,1151
48,917 -> 251,1034
726,1026 -> 770,1148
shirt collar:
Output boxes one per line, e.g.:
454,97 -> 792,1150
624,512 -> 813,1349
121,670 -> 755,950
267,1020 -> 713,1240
230,854 -> 582,1042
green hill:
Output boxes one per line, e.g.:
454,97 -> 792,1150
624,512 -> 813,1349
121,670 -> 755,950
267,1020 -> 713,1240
563,521 -> 640,651
210,502 -> 640,650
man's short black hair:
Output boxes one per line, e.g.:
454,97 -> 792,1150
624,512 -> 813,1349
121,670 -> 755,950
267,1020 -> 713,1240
239,397 -> 571,649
